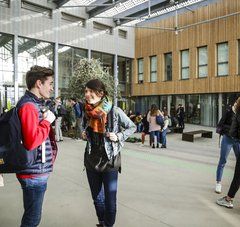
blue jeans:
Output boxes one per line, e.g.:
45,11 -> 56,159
86,169 -> 118,227
18,175 -> 49,227
161,129 -> 167,146
150,131 -> 160,145
216,135 -> 240,182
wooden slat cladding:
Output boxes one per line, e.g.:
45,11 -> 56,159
133,0 -> 240,97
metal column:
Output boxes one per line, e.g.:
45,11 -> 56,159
114,54 -> 118,107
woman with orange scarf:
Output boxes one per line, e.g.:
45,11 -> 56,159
82,79 -> 136,227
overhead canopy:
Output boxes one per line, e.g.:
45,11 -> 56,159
52,0 -> 221,26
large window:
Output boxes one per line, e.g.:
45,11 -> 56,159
18,37 -> 54,97
198,46 -> 208,78
150,56 -> 157,82
0,33 -> 14,112
91,51 -> 114,76
117,56 -> 132,110
217,42 -> 228,76
58,45 -> 87,94
164,52 -> 172,81
137,58 -> 143,83
181,50 -> 189,79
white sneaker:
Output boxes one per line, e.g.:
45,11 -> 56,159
215,183 -> 222,194
139,144 -> 145,147
216,196 -> 233,208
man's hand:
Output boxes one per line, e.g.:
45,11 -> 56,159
43,110 -> 56,124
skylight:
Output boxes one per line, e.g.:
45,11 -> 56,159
124,0 -> 206,26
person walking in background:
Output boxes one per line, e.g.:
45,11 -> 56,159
160,110 -> 169,148
70,97 -> 83,140
16,66 -> 57,227
82,79 -> 136,227
147,104 -> 162,149
215,100 -> 240,194
54,96 -> 65,142
176,104 -> 185,128
135,112 -> 143,133
216,97 -> 240,208
140,112 -> 150,147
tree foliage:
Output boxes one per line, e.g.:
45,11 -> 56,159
67,58 -> 117,100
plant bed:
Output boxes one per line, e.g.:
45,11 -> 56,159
126,137 -> 142,143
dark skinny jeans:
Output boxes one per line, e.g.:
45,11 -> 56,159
228,154 -> 240,198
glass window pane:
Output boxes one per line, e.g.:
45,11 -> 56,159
218,43 -> 228,62
165,53 -> 172,81
218,63 -> 228,76
0,33 -> 14,112
199,47 -> 208,65
58,45 -> 73,91
138,58 -> 143,83
102,53 -> 114,76
18,38 -> 53,98
182,68 -> 189,79
150,72 -> 157,82
150,56 -> 157,71
199,66 -> 208,77
181,50 -> 189,67
138,73 -> 143,81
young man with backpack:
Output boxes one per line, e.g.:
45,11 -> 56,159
16,66 -> 57,227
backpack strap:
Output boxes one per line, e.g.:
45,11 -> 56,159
107,106 -> 114,132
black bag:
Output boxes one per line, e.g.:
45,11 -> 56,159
0,108 -> 37,173
57,105 -> 67,116
156,115 -> 164,128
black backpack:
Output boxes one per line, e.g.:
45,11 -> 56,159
0,108 -> 37,173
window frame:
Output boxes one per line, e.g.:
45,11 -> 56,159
197,46 -> 208,78
217,42 -> 229,77
181,49 -> 190,80
137,58 -> 144,84
150,55 -> 157,82
164,52 -> 172,81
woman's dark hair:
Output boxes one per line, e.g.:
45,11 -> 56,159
26,65 -> 54,90
85,79 -> 108,97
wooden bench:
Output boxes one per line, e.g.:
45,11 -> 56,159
168,127 -> 184,134
182,130 -> 213,142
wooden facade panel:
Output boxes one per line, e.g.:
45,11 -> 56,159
133,0 -> 240,96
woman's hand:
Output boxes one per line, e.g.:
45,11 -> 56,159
107,132 -> 118,142
82,131 -> 87,140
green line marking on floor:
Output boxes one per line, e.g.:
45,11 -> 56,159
123,149 -> 234,177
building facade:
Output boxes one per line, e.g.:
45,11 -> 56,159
132,0 -> 240,126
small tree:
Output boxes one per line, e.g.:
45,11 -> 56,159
67,58 -> 119,100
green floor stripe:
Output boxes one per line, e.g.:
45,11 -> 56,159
123,149 -> 234,177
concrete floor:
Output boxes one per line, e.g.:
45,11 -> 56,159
0,124 -> 240,227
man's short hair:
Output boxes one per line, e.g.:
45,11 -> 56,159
26,65 -> 54,90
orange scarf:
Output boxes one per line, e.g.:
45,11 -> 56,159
85,97 -> 112,133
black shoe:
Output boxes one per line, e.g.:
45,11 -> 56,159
156,144 -> 159,148
152,144 -> 155,149
161,145 -> 166,148
96,225 -> 103,227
